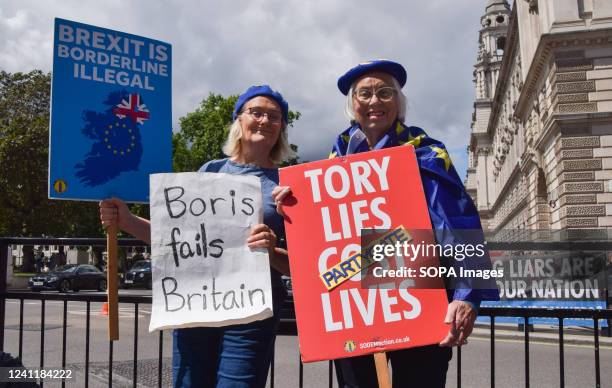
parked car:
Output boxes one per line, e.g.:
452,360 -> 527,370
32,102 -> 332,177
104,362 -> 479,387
281,275 -> 293,298
28,264 -> 107,292
123,260 -> 152,289
280,275 -> 295,321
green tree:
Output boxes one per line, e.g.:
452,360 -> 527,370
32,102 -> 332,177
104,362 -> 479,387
0,71 -> 102,239
0,71 -> 109,271
174,93 -> 301,171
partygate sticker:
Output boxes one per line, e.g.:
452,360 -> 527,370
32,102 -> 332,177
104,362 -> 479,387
148,173 -> 273,331
280,146 -> 449,362
49,18 -> 172,202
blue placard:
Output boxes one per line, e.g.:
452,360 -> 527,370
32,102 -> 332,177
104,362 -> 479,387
49,18 -> 172,203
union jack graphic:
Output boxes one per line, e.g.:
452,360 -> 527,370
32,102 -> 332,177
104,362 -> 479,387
113,93 -> 150,124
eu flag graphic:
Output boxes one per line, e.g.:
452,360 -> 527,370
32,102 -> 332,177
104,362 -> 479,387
75,91 -> 148,186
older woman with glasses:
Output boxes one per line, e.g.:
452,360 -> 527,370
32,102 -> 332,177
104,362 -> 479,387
100,85 -> 293,388
274,60 -> 497,387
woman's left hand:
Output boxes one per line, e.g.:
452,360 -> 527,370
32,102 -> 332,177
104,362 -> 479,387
271,186 -> 292,218
439,300 -> 477,347
247,224 -> 277,255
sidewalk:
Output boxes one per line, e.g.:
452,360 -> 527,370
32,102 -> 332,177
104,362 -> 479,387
471,323 -> 612,347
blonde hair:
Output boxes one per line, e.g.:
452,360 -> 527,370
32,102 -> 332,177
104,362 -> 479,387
222,118 -> 296,165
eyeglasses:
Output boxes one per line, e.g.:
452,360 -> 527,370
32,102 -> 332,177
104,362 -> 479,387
242,108 -> 283,124
353,87 -> 396,103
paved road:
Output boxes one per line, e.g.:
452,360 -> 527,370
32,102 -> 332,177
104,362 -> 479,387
2,290 -> 610,387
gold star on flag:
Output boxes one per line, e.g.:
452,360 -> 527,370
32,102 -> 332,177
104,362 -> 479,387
405,134 -> 425,148
395,122 -> 404,135
431,146 -> 451,171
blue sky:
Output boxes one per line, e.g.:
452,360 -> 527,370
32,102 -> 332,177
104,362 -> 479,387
0,0 -> 490,178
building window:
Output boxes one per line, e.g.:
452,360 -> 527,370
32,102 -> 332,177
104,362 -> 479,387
495,36 -> 506,56
525,0 -> 538,14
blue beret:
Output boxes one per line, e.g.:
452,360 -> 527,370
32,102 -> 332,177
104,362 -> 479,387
232,85 -> 289,123
337,60 -> 407,95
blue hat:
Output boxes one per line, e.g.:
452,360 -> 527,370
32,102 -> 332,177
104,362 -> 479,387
337,60 -> 407,95
232,85 -> 289,123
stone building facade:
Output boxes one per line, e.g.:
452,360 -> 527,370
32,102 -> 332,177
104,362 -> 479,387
466,0 -> 612,235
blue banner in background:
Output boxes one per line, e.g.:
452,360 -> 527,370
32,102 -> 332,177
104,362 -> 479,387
478,300 -> 609,328
49,18 -> 172,203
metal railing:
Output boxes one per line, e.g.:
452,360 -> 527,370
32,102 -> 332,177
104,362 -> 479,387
1,237 -> 156,388
3,292 -> 160,388
475,307 -> 611,388
1,237 -> 611,387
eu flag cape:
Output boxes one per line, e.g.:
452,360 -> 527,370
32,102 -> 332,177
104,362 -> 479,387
331,121 -> 499,304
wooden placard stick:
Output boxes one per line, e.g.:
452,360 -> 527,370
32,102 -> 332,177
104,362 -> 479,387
374,352 -> 391,388
106,224 -> 119,341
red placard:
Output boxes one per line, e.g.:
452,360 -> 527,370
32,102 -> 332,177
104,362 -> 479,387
280,146 -> 449,362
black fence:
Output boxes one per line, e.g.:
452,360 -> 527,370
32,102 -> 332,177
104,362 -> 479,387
1,237 -> 611,388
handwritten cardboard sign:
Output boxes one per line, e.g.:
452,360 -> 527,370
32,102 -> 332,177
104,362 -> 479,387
148,172 -> 273,331
280,146 -> 449,362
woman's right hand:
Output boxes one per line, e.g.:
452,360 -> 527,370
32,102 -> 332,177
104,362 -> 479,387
99,198 -> 132,231
271,186 -> 292,218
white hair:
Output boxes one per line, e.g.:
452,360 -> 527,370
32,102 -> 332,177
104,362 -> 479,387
222,118 -> 296,165
344,76 -> 407,123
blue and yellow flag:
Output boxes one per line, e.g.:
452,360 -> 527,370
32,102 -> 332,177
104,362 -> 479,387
331,121 -> 499,305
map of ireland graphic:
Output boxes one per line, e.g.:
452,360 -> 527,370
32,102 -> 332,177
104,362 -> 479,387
75,90 -> 148,186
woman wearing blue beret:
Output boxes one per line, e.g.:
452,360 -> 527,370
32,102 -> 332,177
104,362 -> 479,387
100,85 -> 293,387
274,60 -> 498,387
